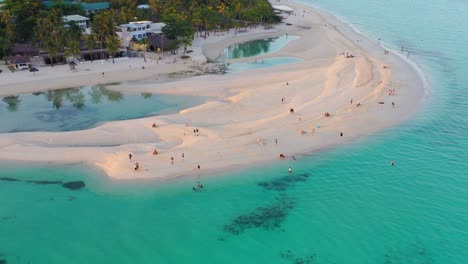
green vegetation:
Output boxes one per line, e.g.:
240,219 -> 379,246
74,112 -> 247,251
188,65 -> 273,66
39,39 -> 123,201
35,9 -> 65,66
0,10 -> 15,61
0,0 -> 280,61
1,0 -> 43,42
154,0 -> 280,47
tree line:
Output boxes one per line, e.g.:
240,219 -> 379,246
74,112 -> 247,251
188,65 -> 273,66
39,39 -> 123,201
0,0 -> 280,61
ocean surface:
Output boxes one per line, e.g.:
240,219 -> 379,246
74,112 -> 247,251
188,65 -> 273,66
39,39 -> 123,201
1,0 -> 468,263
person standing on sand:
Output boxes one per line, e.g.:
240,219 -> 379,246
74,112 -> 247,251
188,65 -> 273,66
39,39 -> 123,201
282,97 -> 285,104
340,132 -> 343,137
298,114 -> 302,121
182,153 -> 185,161
392,101 -> 395,108
350,99 -> 353,105
290,108 -> 295,114
275,138 -> 278,144
171,156 -> 174,165
129,153 -> 132,161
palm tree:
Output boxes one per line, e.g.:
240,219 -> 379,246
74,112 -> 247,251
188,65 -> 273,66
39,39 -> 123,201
64,21 -> 82,62
106,35 -> 120,63
0,11 -> 15,62
92,10 -> 116,60
85,33 -> 97,62
140,37 -> 148,62
35,10 -> 64,67
149,0 -> 162,16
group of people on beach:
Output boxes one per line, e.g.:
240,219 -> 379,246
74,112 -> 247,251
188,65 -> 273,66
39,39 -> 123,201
129,47 -> 401,179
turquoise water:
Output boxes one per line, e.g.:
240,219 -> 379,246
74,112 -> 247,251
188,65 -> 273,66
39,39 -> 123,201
229,57 -> 302,73
1,0 -> 468,263
223,35 -> 300,59
0,85 -> 205,132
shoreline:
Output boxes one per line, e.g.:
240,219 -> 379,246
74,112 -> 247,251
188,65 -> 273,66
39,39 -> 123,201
0,0 -> 427,182
303,0 -> 431,103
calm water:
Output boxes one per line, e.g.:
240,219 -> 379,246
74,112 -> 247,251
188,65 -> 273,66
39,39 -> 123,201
0,85 -> 205,132
1,0 -> 468,263
224,35 -> 300,59
229,57 -> 302,73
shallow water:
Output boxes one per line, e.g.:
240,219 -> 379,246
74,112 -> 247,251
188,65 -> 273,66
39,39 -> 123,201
228,57 -> 302,73
0,85 -> 205,133
223,35 -> 299,59
1,0 -> 468,263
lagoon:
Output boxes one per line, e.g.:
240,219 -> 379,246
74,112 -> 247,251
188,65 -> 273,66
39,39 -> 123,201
223,35 -> 299,59
0,85 -> 205,133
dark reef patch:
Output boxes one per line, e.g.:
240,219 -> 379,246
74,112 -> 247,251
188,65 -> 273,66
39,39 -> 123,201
26,180 -> 62,185
382,241 -> 433,264
0,259 -> 6,264
223,196 -> 295,235
0,177 -> 85,191
1,216 -> 15,221
62,181 -> 85,190
257,173 -> 310,191
280,250 -> 316,264
0,177 -> 20,182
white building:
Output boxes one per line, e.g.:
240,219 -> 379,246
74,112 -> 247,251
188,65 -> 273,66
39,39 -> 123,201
137,4 -> 150,9
149,23 -> 165,35
272,5 -> 294,14
63,15 -> 90,31
116,21 -> 166,47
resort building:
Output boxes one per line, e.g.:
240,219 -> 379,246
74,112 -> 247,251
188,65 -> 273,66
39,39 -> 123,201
148,34 -> 175,52
116,21 -> 166,48
10,43 -> 40,57
272,5 -> 294,14
63,15 -> 90,31
9,55 -> 32,70
81,2 -> 110,15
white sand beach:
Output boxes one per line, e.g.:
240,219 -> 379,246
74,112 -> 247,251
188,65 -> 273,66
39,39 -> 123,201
0,0 -> 427,180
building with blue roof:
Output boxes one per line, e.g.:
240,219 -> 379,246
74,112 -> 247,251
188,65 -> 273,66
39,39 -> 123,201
41,1 -> 109,14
